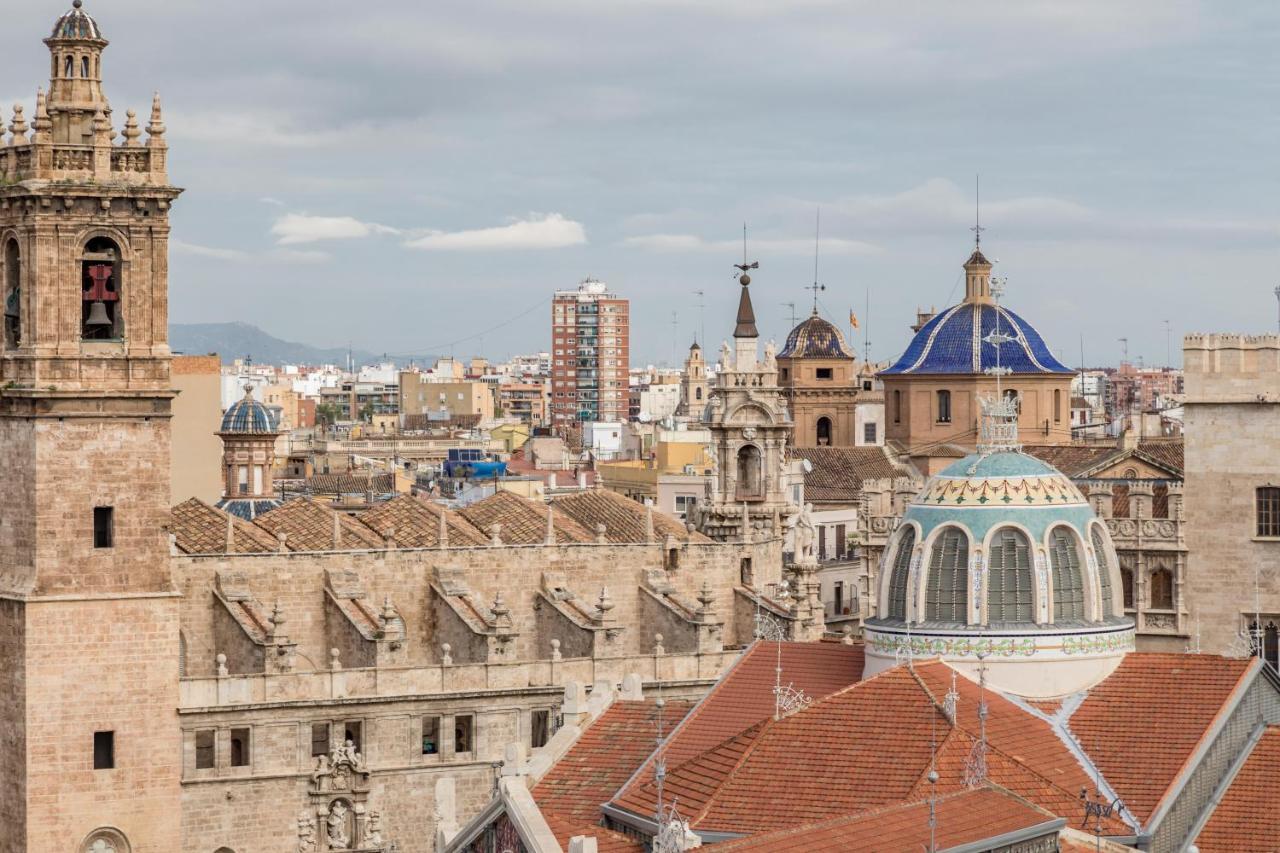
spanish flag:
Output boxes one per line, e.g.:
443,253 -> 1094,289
849,310 -> 859,329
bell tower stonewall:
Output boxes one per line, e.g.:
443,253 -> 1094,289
0,3 -> 182,851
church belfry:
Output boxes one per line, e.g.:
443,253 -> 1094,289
0,4 -> 182,851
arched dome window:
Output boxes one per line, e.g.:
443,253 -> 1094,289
1050,528 -> 1085,621
987,527 -> 1033,622
81,55 -> 90,78
1091,525 -> 1115,617
4,238 -> 20,348
925,527 -> 968,622
887,527 -> 915,620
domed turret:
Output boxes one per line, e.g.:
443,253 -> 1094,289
219,387 -> 279,435
863,397 -> 1134,698
50,1 -> 104,41
215,386 -> 282,520
779,310 -> 854,360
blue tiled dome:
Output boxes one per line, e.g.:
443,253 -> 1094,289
779,311 -> 854,359
50,2 -> 104,40
219,392 -> 278,434
882,302 -> 1071,375
216,497 -> 282,521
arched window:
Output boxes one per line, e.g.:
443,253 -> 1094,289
1120,566 -> 1134,610
81,236 -> 122,340
64,55 -> 74,78
695,387 -> 702,401
735,444 -> 762,500
893,389 -> 901,424
1049,528 -> 1085,621
925,527 -> 968,622
1091,526 -> 1115,618
816,416 -> 832,446
4,238 -> 19,348
987,527 -> 1033,622
1149,567 -> 1174,610
81,56 -> 90,78
936,390 -> 951,424
886,526 -> 915,620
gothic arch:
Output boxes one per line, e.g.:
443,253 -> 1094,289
80,827 -> 131,853
921,524 -> 970,624
816,415 -> 832,446
725,402 -> 775,424
1046,524 -> 1087,623
882,522 -> 920,620
983,525 -> 1035,624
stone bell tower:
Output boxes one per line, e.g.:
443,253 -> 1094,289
699,259 -> 796,541
0,3 -> 182,851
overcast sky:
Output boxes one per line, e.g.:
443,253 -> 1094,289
6,1 -> 1280,367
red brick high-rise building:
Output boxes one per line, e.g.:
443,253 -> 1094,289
550,279 -> 629,431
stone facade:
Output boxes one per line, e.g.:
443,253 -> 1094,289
1184,333 -> 1280,659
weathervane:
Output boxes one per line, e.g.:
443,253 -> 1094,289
734,223 -> 759,285
809,208 -> 826,313
971,174 -> 984,249
1080,787 -> 1124,851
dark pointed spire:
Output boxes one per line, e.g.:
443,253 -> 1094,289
733,224 -> 759,339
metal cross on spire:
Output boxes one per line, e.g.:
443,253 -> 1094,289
809,208 -> 826,313
971,174 -> 984,249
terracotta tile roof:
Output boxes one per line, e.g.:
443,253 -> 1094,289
708,786 -> 1060,852
252,497 -> 384,551
168,498 -> 281,554
1023,444 -> 1123,478
552,489 -> 710,544
612,642 -> 866,824
1066,653 -> 1253,824
358,494 -> 487,547
459,491 -> 595,544
1135,440 -> 1183,476
1195,725 -> 1280,852
306,472 -> 396,495
533,699 -> 694,851
791,447 -> 904,504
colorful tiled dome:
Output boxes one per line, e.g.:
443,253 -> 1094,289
881,301 -> 1071,375
215,497 -> 282,521
779,311 -> 854,359
50,1 -> 104,41
219,388 -> 278,435
863,406 -> 1134,697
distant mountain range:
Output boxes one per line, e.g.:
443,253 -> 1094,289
171,322 -> 435,368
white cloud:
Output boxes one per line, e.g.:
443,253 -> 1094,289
266,248 -> 331,264
171,240 -> 250,262
271,213 -> 401,245
621,233 -> 879,256
404,213 -> 586,251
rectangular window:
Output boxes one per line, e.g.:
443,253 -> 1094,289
93,730 -> 114,769
834,581 -> 844,615
1152,484 -> 1170,519
454,715 -> 474,754
1112,485 -> 1131,519
229,728 -> 250,767
421,716 -> 440,755
893,390 -> 901,424
1258,487 -> 1280,537
196,729 -> 216,769
815,367 -> 833,380
835,523 -> 846,560
863,422 -> 877,444
344,721 -> 362,753
237,466 -> 249,495
311,722 -> 330,757
531,709 -> 550,749
93,506 -> 113,548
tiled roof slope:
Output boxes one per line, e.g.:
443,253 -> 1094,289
252,498 -> 384,551
708,786 -> 1060,852
359,494 -> 487,547
1195,725 -> 1280,852
1066,653 -> 1253,824
552,489 -> 710,543
306,473 -> 396,495
169,498 -> 280,554
1022,444 -> 1123,479
791,446 -> 903,503
533,699 -> 694,852
612,642 -> 866,822
1136,440 -> 1183,476
459,491 -> 595,544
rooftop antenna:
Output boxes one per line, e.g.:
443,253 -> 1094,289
1118,337 -> 1129,363
809,208 -> 826,314
863,287 -> 871,364
694,289 -> 705,346
670,311 -> 678,368
781,301 -> 797,330
1274,285 -> 1280,334
1164,320 -> 1172,370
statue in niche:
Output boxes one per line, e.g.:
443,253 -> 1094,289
326,800 -> 351,849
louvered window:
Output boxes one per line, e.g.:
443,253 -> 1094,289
1091,526 -> 1115,618
925,528 -> 968,623
986,527 -> 1033,622
887,527 -> 916,620
1050,528 -> 1085,622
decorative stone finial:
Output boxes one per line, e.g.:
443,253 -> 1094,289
380,595 -> 396,628
440,642 -> 453,666
9,105 -> 28,144
697,580 -> 715,617
595,523 -> 608,545
331,512 -> 342,549
268,599 -> 286,641
550,638 -> 562,661
545,504 -> 556,545
120,108 -> 140,146
437,508 -> 449,548
215,652 -> 228,677
644,503 -> 655,544
32,89 -> 51,140
91,106 -> 110,141
595,586 -> 614,620
329,647 -> 342,671
491,591 -> 511,627
488,523 -> 503,547
654,633 -> 665,655
147,91 -> 166,144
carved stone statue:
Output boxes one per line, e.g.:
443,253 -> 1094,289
763,338 -> 776,370
719,339 -> 733,371
794,503 -> 817,565
685,499 -> 704,533
327,800 -> 350,848
333,739 -> 365,772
